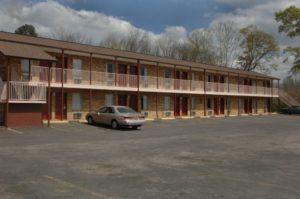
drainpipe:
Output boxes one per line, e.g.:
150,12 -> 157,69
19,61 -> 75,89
204,69 -> 206,117
61,49 -> 65,121
89,53 -> 92,113
47,62 -> 52,127
5,57 -> 10,128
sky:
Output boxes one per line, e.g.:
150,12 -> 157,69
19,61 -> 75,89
0,0 -> 300,78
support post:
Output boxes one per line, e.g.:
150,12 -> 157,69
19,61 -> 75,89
89,53 -> 92,113
156,92 -> 158,119
204,69 -> 206,117
47,63 -> 52,127
5,57 -> 10,128
174,65 -> 176,117
61,49 -> 65,121
137,59 -> 141,113
156,62 -> 159,89
238,74 -> 240,94
156,63 -> 159,119
189,66 -> 192,117
238,96 -> 240,116
227,72 -> 230,93
114,57 -> 118,87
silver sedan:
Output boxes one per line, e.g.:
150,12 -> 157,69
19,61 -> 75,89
86,106 -> 145,129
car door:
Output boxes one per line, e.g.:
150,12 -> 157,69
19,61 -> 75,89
96,107 -> 107,124
105,107 -> 115,125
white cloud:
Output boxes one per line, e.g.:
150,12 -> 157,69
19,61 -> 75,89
0,0 -> 188,45
216,0 -> 278,8
210,0 -> 300,78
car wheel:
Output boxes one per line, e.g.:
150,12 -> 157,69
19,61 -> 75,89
111,120 -> 119,129
132,126 -> 138,130
87,116 -> 94,125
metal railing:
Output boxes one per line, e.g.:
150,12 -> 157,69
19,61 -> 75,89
9,81 -> 46,102
139,76 -> 157,89
17,66 -> 279,96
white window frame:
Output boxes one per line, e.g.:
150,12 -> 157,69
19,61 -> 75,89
191,96 -> 196,110
72,93 -> 82,112
105,94 -> 114,106
141,95 -> 148,111
164,96 -> 171,111
21,59 -> 30,81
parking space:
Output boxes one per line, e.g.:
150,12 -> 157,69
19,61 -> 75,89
0,115 -> 300,198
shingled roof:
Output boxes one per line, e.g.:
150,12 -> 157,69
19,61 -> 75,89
0,31 -> 279,79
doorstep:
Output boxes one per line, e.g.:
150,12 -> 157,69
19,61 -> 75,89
42,120 -> 69,124
161,117 -> 176,120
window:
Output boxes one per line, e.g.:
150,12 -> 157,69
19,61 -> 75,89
207,75 -> 212,82
106,63 -> 114,73
72,59 -> 82,82
141,67 -> 148,76
164,96 -> 171,110
72,93 -> 82,111
73,59 -> 82,70
107,107 -> 115,114
227,97 -> 231,111
117,107 -> 136,113
98,107 -> 107,113
191,72 -> 195,81
207,98 -> 212,109
191,96 -> 196,110
21,59 -> 30,81
141,96 -> 148,111
164,69 -> 172,78
105,94 -> 114,106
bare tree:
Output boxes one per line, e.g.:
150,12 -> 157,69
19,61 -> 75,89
154,36 -> 179,58
100,28 -> 152,54
120,29 -> 152,54
100,34 -> 122,49
211,21 -> 241,67
50,27 -> 93,44
188,29 -> 216,64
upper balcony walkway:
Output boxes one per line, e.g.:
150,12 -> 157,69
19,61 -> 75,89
10,65 -> 279,98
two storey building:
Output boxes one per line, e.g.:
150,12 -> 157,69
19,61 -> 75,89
0,32 -> 279,127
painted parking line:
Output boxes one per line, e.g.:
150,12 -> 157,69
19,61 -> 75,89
7,128 -> 24,134
44,175 -> 115,199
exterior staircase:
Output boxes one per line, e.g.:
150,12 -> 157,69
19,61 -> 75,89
279,89 -> 300,106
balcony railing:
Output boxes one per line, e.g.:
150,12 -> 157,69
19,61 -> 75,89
26,66 -> 278,96
9,81 -> 47,103
139,76 -> 157,90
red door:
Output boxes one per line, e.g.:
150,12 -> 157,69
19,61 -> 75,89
267,99 -> 271,113
244,98 -> 248,114
249,98 -> 253,114
220,98 -> 225,115
55,92 -> 67,120
175,96 -> 180,116
182,97 -> 188,116
182,72 -> 188,90
214,75 -> 219,91
118,64 -> 127,86
129,95 -> 138,112
118,95 -> 127,106
214,98 -> 219,115
129,65 -> 138,87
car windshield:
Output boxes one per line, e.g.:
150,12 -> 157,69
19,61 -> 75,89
117,107 -> 136,113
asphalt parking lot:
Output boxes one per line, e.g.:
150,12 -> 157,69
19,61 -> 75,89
0,115 -> 300,199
